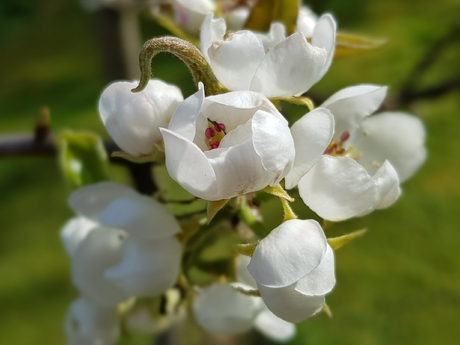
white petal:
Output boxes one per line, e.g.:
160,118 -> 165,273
250,32 -> 327,97
200,14 -> 226,62
296,6 -> 318,38
202,91 -> 286,129
254,307 -> 296,342
168,85 -> 204,141
235,254 -> 257,288
98,195 -> 181,239
65,297 -> 119,345
71,227 -> 130,307
61,216 -> 98,257
105,237 -> 181,297
206,132 -> 275,199
258,283 -> 325,324
224,7 -> 250,31
285,107 -> 335,189
311,14 -> 336,82
256,22 -> 286,51
251,110 -> 295,183
99,80 -> 183,156
192,283 -> 262,335
320,85 -> 387,141
352,112 -> 427,182
68,182 -> 138,220
173,0 -> 215,34
298,156 -> 379,221
372,160 -> 401,209
248,219 -> 327,288
161,128 -> 218,200
208,30 -> 266,91
295,245 -> 335,295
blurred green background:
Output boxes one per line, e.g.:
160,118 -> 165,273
1,0 -> 460,344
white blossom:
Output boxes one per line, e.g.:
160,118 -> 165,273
65,297 -> 120,345
296,6 -> 318,38
160,84 -> 295,201
247,219 -> 335,324
200,13 -> 336,97
172,0 -> 216,35
295,85 -> 426,221
192,282 -> 263,335
236,255 -> 296,342
63,181 -> 182,306
98,79 -> 183,156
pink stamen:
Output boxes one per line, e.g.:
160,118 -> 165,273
214,123 -> 226,132
340,131 -> 350,142
336,148 -> 346,155
209,141 -> 220,149
205,127 -> 215,139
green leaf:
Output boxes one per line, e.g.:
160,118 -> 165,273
58,130 -> 110,189
245,0 -> 299,35
335,32 -> 387,58
327,229 -> 367,250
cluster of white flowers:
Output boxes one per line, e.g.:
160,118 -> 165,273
62,2 -> 426,344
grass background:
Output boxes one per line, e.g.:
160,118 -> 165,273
1,0 -> 459,344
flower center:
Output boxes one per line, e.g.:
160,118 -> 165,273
204,119 -> 227,150
324,131 -> 361,160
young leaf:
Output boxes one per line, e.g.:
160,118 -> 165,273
58,130 -> 110,189
335,32 -> 387,58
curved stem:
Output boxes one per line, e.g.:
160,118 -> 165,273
131,36 -> 225,96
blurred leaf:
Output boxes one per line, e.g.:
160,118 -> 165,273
245,0 -> 299,35
335,32 -> 387,58
57,130 -> 110,189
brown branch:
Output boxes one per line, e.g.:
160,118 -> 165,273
0,133 -> 157,195
399,76 -> 460,104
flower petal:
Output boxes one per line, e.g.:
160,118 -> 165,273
168,85 -> 204,142
254,306 -> 296,342
202,91 -> 286,129
61,216 -> 98,257
296,6 -> 318,38
68,182 -> 138,221
72,227 -> 130,307
236,254 -> 257,289
200,13 -> 226,62
65,297 -> 119,345
352,112 -> 427,182
247,219 -> 327,288
161,128 -> 217,200
311,14 -> 337,82
173,0 -> 215,35
105,237 -> 181,297
250,32 -> 327,97
208,30 -> 266,91
298,156 -> 379,221
285,107 -> 335,189
251,110 -> 295,183
193,283 -> 262,335
99,80 -> 183,156
98,195 -> 181,240
257,283 -> 325,323
205,132 -> 275,200
320,85 -> 387,141
295,245 -> 335,296
372,160 -> 401,209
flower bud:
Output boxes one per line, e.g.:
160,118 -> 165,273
98,79 -> 183,156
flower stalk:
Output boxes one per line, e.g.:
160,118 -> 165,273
132,36 -> 225,96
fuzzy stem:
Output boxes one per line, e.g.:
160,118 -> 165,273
132,36 -> 225,96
